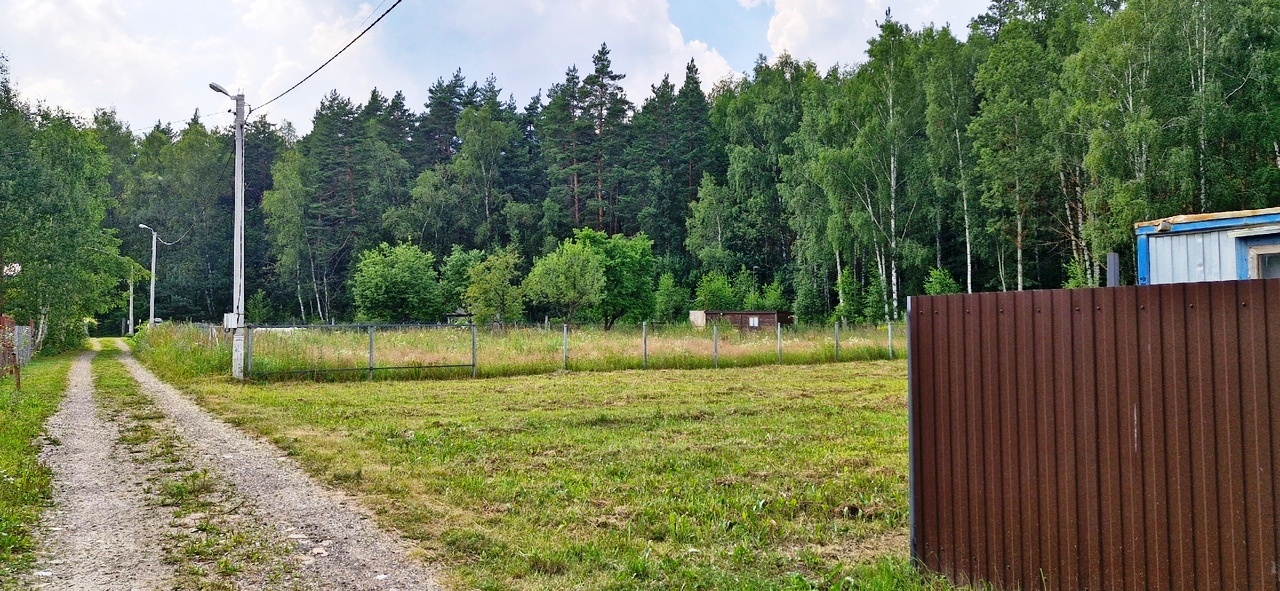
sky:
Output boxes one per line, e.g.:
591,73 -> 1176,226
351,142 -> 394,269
0,0 -> 990,136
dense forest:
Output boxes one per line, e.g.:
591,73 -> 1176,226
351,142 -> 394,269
6,0 -> 1280,346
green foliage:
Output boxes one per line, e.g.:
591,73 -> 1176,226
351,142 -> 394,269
440,245 -> 485,313
351,243 -> 445,323
693,271 -> 737,310
653,272 -> 688,322
923,268 -> 961,295
464,248 -> 525,326
246,290 -> 273,325
744,278 -> 789,311
1062,258 -> 1096,289
0,92 -> 124,353
522,238 -> 604,322
859,273 -> 889,325
571,229 -> 657,328
0,355 -> 70,579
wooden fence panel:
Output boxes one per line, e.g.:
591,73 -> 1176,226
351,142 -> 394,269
908,279 -> 1280,591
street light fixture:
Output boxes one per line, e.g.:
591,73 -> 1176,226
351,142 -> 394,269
210,81 -> 247,379
138,223 -> 181,327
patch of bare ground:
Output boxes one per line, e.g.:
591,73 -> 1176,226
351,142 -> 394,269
783,528 -> 910,564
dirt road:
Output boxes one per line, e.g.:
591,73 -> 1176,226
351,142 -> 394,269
27,342 -> 444,591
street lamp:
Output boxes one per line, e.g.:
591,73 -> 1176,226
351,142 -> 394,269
210,81 -> 247,379
138,224 -> 181,327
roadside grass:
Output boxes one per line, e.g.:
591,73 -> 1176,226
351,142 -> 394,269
0,354 -> 72,586
91,349 -> 303,590
135,322 -> 901,383
170,360 -> 957,590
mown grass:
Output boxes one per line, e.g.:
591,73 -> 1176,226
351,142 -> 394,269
0,353 -> 72,585
91,349 -> 302,590
135,322 -> 903,383
166,360 -> 956,590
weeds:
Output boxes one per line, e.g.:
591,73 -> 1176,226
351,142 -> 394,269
0,353 -> 73,587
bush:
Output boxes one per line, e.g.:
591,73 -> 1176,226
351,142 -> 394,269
694,271 -> 736,310
351,243 -> 446,323
653,273 -> 689,322
923,267 -> 961,295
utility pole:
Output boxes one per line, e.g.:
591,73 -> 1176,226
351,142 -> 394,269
211,82 -> 246,379
128,266 -> 135,335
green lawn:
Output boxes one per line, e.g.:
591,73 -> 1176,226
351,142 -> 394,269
171,361 -> 955,590
0,354 -> 72,584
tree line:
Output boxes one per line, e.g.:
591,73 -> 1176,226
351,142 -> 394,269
6,0 -> 1280,342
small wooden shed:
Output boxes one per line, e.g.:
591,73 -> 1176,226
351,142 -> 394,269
688,310 -> 794,330
1135,206 -> 1280,284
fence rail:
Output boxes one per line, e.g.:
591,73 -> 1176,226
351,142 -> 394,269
908,279 -> 1280,591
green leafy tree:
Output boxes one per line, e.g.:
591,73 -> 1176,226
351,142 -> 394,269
0,77 -> 124,351
464,247 -> 525,326
522,239 -> 605,322
694,271 -> 737,310
653,272 -> 689,322
923,267 -> 961,295
440,245 -> 485,313
351,243 -> 445,322
572,229 -> 657,328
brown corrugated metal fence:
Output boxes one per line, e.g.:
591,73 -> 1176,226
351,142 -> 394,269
907,279 -> 1280,591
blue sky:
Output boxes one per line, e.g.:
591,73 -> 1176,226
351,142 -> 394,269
0,0 -> 988,135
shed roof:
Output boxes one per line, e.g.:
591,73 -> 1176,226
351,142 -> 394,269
1134,206 -> 1280,235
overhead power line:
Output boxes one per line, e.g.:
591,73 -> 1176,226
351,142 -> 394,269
252,0 -> 405,114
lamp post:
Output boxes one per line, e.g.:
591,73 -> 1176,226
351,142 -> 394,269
210,82 -> 247,379
138,224 -> 181,327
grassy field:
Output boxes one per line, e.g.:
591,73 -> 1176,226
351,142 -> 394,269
165,359 -> 956,590
133,322 -> 901,382
0,354 -> 72,584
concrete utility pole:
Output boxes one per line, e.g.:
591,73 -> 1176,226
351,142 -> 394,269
210,82 -> 247,380
139,224 -> 182,328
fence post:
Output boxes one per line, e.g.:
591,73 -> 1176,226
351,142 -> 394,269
562,323 -> 569,370
471,324 -> 478,378
776,322 -> 782,364
834,323 -> 841,362
713,323 -> 719,369
888,320 -> 895,360
642,321 -> 648,369
246,326 -> 254,378
367,325 -> 375,381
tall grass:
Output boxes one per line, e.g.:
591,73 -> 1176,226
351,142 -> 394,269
0,354 -> 72,584
137,322 -> 902,382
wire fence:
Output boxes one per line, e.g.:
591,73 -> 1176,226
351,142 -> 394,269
1,314 -> 35,388
187,320 -> 904,382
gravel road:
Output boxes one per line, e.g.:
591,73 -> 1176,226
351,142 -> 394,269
26,343 -> 444,590
119,352 -> 444,591
27,351 -> 174,590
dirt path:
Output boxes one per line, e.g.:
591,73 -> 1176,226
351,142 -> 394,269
118,350 -> 444,591
28,351 -> 174,590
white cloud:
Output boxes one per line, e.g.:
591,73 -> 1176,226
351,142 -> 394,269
0,0 -> 404,133
0,0 -> 985,137
762,0 -> 985,71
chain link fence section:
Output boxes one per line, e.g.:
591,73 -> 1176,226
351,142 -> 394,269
1,314 -> 34,387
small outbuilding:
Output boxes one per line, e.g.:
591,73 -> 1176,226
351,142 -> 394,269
1135,206 -> 1280,285
688,310 -> 794,330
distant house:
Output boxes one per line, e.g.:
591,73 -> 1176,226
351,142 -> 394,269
1135,207 -> 1280,285
688,310 -> 794,330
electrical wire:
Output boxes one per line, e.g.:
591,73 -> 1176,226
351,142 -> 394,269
252,0 -> 405,114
